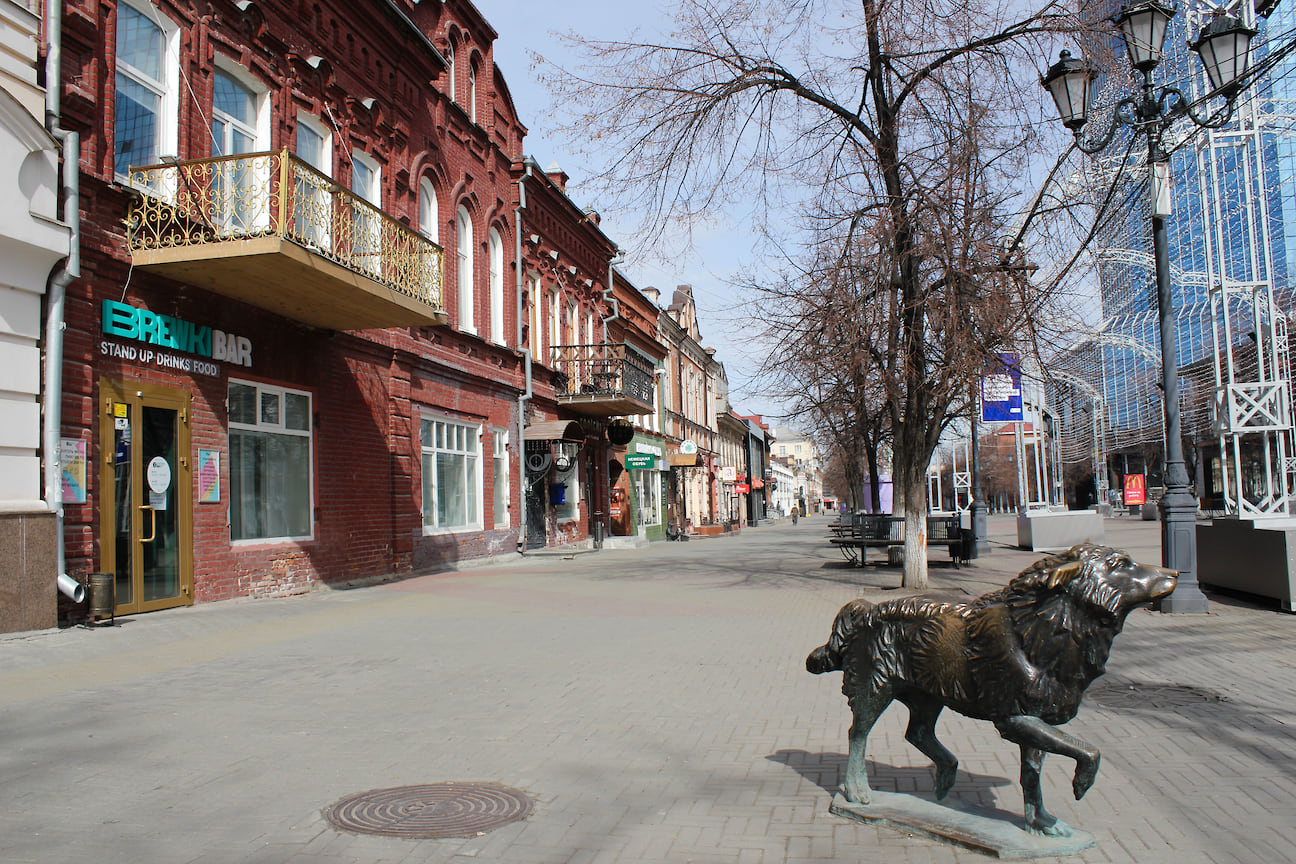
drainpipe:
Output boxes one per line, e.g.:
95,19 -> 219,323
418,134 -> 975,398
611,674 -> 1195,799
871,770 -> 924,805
597,251 -> 623,543
45,1 -> 84,602
602,251 -> 623,338
515,159 -> 534,554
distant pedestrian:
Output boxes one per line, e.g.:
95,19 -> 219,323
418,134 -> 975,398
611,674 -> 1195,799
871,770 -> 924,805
791,506 -> 799,525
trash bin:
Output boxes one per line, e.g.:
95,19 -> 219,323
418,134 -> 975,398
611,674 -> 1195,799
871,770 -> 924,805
87,572 -> 115,625
959,528 -> 977,562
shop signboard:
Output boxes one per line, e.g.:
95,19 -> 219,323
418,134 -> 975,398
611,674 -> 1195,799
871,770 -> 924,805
625,454 -> 656,470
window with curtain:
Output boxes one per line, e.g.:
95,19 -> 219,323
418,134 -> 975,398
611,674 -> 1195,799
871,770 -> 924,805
421,416 -> 481,531
228,380 -> 313,541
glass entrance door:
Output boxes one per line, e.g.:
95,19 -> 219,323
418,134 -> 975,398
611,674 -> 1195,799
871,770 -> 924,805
100,380 -> 193,614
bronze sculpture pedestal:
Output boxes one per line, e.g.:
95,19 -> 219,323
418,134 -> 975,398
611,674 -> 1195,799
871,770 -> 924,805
831,792 -> 1095,859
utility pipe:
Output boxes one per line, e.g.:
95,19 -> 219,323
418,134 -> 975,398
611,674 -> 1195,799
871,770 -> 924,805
45,0 -> 83,603
514,159 -> 534,554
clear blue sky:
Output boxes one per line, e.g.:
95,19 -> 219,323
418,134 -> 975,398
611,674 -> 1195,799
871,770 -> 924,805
474,0 -> 780,418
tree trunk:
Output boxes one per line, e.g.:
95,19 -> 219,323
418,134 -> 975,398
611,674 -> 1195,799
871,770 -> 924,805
898,462 -> 929,590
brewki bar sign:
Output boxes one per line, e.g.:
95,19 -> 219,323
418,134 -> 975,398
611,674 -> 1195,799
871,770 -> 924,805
100,300 -> 254,375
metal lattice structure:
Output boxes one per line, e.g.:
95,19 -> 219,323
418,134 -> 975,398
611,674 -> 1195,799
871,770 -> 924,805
1051,0 -> 1296,516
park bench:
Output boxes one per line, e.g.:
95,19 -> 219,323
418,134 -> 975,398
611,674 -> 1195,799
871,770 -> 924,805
828,512 -> 970,567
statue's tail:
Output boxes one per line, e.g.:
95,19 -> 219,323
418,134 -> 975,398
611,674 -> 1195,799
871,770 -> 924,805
806,598 -> 874,674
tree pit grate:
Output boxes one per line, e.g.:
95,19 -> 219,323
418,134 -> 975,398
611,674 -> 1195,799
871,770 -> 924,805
323,782 -> 533,839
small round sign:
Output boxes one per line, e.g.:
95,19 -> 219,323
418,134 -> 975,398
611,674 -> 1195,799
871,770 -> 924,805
680,439 -> 697,454
147,456 -> 172,494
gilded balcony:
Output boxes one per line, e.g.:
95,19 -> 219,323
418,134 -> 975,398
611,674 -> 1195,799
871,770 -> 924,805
125,149 -> 446,330
550,343 -> 655,417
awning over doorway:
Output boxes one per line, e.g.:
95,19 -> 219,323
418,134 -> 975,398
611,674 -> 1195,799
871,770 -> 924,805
523,420 -> 585,442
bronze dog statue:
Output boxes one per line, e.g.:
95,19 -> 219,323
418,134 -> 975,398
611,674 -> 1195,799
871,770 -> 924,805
807,543 -> 1176,836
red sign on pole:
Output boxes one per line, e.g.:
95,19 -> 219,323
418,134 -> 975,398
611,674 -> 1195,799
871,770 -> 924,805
735,483 -> 750,494
1124,474 -> 1146,506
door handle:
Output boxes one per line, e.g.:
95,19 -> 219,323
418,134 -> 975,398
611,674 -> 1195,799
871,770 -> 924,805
139,505 -> 157,543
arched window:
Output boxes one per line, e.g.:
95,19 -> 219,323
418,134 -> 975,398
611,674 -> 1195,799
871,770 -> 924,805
418,178 -> 439,243
488,227 -> 504,344
445,40 -> 456,102
456,206 -> 475,333
469,62 -> 478,123
114,0 -> 180,179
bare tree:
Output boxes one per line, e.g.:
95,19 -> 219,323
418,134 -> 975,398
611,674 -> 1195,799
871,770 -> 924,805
542,0 -> 1102,587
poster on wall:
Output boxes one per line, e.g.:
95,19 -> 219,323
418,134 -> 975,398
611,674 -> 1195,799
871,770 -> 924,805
198,449 -> 221,502
60,438 -> 87,504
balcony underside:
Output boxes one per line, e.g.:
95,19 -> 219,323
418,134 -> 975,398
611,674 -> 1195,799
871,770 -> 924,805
556,393 -> 654,418
132,236 -> 448,331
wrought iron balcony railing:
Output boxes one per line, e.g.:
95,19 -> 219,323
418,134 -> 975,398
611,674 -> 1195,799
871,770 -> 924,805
125,149 -> 445,328
550,343 -> 656,417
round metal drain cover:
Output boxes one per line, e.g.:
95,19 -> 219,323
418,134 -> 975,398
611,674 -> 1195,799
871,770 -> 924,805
1088,680 -> 1225,710
323,782 -> 533,839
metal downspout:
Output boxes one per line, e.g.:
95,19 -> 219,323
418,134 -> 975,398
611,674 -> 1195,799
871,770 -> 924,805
515,161 -> 533,554
45,1 -> 84,602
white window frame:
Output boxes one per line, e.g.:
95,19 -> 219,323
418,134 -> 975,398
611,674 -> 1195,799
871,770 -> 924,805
445,40 -> 456,102
492,428 -> 509,528
548,288 -> 560,354
488,227 -> 505,344
418,177 -> 439,243
636,469 -> 662,528
527,273 -> 542,357
114,0 -> 180,183
555,462 -> 580,523
210,61 -> 271,235
456,205 -> 476,333
294,114 -> 333,250
420,414 -> 483,533
351,151 -> 382,276
468,61 -> 478,122
228,379 -> 315,544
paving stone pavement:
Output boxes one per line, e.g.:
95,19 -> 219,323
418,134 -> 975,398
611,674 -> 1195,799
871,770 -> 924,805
2,514 -> 1293,864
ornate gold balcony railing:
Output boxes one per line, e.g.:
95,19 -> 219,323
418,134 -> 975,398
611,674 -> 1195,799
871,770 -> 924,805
125,149 -> 446,329
550,343 -> 656,417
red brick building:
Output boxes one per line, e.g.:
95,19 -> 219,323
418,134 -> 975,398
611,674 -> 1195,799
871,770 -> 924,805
46,0 -> 646,621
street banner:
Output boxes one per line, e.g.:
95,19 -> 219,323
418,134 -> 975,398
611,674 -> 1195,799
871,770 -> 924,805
981,353 -> 1024,423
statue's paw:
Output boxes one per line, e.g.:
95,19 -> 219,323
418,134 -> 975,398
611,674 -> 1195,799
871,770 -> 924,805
842,781 -> 872,806
1073,756 -> 1100,800
933,762 -> 957,800
1024,805 -> 1072,838
1027,817 -> 1073,838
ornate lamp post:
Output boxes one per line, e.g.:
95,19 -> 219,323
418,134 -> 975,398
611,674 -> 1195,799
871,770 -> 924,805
1041,2 -> 1255,613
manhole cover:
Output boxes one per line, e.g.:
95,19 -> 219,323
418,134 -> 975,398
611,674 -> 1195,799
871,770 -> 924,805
1088,680 -> 1226,710
323,782 -> 533,839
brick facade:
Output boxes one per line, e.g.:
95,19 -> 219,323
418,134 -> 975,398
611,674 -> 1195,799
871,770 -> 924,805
51,0 -> 617,619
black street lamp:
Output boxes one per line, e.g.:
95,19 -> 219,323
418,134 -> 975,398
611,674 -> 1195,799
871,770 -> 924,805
1041,3 -> 1256,613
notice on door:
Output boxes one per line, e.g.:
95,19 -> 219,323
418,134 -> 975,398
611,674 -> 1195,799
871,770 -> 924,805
148,456 -> 172,510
